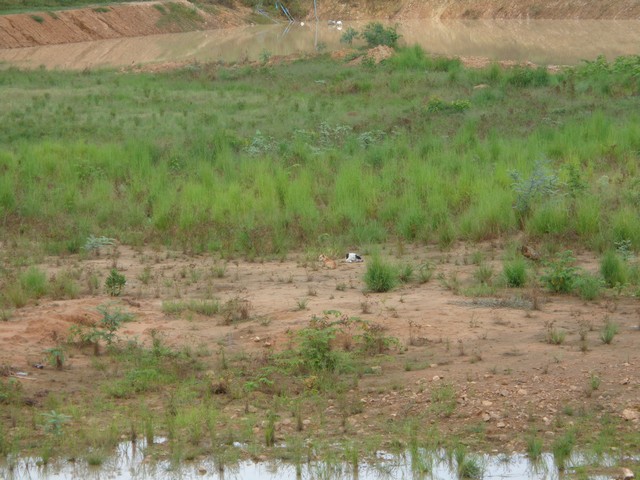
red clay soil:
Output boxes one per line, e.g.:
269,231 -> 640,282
1,244 -> 639,451
0,0 -> 248,48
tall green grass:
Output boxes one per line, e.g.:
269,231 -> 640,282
0,50 -> 639,256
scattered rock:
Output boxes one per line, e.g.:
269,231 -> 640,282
620,467 -> 634,480
496,422 -> 506,428
432,375 -> 441,381
482,400 -> 493,407
621,409 -> 638,421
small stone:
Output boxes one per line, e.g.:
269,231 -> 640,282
370,366 -> 382,375
621,409 -> 639,421
430,364 -> 438,368
517,389 -> 527,395
482,400 -> 493,407
253,336 -> 261,342
496,422 -> 506,428
569,385 -> 578,391
303,419 -> 311,426
621,378 -> 630,385
499,389 -> 509,397
198,468 -> 207,475
621,467 -> 634,480
482,413 -> 491,422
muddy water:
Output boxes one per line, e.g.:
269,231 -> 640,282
0,19 -> 639,70
0,441 -> 629,480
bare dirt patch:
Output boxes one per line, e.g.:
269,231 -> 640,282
2,243 -> 639,450
0,0 -> 249,48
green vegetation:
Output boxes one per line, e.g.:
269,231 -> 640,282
104,269 -> 126,296
600,318 -> 619,344
503,257 -> 527,287
1,46 -> 640,473
364,256 -> 397,292
541,251 -> 579,293
0,52 -> 639,257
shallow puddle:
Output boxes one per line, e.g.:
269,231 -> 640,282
0,440 -> 632,479
0,19 -> 639,69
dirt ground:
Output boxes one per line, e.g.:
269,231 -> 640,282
2,243 -> 639,451
1,0 -> 640,49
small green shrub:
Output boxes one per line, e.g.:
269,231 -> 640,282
506,66 -> 550,87
42,410 -> 71,436
574,273 -> 602,301
600,250 -> 627,288
83,235 -> 115,255
474,263 -> 494,286
552,429 -> 575,470
30,14 -> 45,23
526,435 -> 543,460
426,97 -> 470,113
49,271 -> 80,300
46,346 -> 65,369
298,321 -> 337,372
541,251 -> 578,293
417,263 -> 434,284
600,319 -> 618,344
162,299 -> 220,316
340,27 -> 359,45
360,22 -> 400,48
510,161 -> 558,228
20,266 -> 49,300
398,264 -> 413,283
104,269 -> 126,296
503,258 -> 527,287
364,257 -> 397,292
546,327 -> 566,345
0,378 -> 23,405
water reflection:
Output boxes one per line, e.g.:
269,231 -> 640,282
0,19 -> 639,69
1,442 -> 633,480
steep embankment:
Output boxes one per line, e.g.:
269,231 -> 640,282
0,0 -> 248,48
1,0 -> 640,49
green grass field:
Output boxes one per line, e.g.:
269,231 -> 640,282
1,45 -> 640,474
1,49 -> 639,258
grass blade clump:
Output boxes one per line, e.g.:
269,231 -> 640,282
600,250 -> 627,288
364,257 -> 397,292
574,273 -> 602,301
503,258 -> 527,287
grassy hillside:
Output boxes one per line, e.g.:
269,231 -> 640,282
1,49 -> 639,259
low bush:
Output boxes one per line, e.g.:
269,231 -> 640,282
574,273 -> 602,301
364,257 -> 397,292
503,258 -> 527,287
361,22 -> 400,48
600,250 -> 627,287
541,251 -> 578,293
